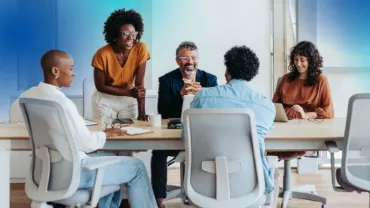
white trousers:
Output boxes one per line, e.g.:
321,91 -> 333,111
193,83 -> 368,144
92,91 -> 138,119
92,91 -> 138,200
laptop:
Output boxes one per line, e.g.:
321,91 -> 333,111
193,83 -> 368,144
274,103 -> 289,122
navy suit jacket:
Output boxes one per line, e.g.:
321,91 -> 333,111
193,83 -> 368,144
157,68 -> 218,119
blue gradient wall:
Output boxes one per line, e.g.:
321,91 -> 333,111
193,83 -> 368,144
299,0 -> 370,69
298,0 -> 370,117
0,0 -> 153,121
0,0 -> 273,122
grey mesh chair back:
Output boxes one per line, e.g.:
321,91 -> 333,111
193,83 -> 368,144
19,98 -> 81,202
183,108 -> 265,208
341,93 -> 370,191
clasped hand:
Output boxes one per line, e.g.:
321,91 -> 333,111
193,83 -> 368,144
180,79 -> 201,96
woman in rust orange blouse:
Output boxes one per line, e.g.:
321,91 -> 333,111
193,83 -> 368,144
271,41 -> 334,158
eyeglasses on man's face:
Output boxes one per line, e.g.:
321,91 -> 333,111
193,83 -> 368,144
177,56 -> 199,62
120,31 -> 138,39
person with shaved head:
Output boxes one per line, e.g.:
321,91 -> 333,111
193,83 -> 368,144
11,50 -> 157,208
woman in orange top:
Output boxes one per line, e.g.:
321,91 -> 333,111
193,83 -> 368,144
271,41 -> 334,158
92,9 -> 150,121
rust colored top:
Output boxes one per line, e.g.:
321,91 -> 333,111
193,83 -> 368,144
273,73 -> 334,119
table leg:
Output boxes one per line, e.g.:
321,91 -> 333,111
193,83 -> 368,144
0,140 -> 10,208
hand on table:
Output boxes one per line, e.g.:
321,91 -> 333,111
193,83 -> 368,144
104,128 -> 127,137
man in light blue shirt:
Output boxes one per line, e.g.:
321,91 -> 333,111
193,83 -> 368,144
188,45 -> 276,193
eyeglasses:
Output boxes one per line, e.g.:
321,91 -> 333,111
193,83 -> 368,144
177,56 -> 199,62
119,31 -> 138,38
308,118 -> 324,124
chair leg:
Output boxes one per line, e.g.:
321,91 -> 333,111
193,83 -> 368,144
279,160 -> 293,208
164,162 -> 185,201
180,161 -> 185,188
280,191 -> 292,208
279,160 -> 328,208
293,184 -> 316,193
180,161 -> 190,205
291,191 -> 327,204
31,202 -> 53,208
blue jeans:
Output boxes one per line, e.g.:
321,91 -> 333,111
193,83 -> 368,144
78,152 -> 157,208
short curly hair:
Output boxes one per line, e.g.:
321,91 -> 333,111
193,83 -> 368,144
288,41 -> 323,86
176,41 -> 198,56
103,9 -> 144,45
224,45 -> 259,81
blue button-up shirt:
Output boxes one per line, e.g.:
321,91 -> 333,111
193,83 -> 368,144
183,79 -> 275,193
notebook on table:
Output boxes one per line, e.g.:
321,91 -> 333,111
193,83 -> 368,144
121,126 -> 153,135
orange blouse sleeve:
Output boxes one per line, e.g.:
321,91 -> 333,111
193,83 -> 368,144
315,79 -> 334,119
91,49 -> 105,71
137,42 -> 150,66
272,82 -> 281,103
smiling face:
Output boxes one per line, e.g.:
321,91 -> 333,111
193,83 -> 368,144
51,55 -> 75,87
294,54 -> 309,75
116,24 -> 137,50
176,48 -> 199,78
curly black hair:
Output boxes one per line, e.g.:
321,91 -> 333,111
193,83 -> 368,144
288,41 -> 323,86
103,9 -> 144,45
224,45 -> 259,81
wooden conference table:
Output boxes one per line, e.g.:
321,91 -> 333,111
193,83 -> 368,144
0,118 -> 346,207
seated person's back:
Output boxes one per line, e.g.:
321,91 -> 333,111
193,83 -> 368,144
15,49 -> 157,208
189,45 -> 275,194
192,80 -> 275,133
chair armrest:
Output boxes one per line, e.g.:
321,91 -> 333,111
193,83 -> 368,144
84,157 -> 121,207
325,141 -> 339,153
83,157 -> 121,171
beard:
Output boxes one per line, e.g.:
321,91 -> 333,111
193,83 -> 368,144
182,63 -> 197,77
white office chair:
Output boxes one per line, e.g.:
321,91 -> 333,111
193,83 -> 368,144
9,98 -> 24,124
275,76 -> 327,208
182,108 -> 278,208
326,93 -> 370,206
82,78 -> 96,119
19,98 -> 121,208
165,95 -> 196,202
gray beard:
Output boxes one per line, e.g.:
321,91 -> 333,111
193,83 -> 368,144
183,69 -> 196,77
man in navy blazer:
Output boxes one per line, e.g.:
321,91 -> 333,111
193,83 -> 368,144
152,41 -> 217,207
